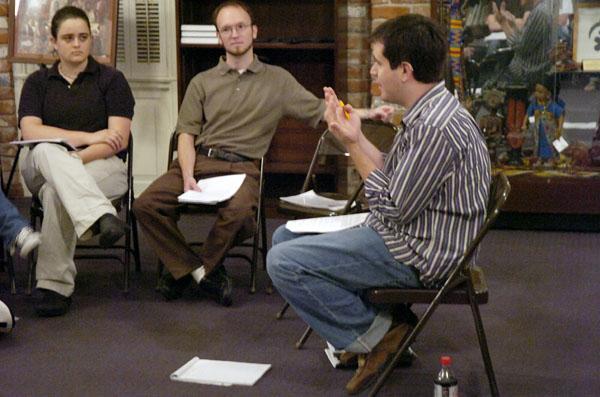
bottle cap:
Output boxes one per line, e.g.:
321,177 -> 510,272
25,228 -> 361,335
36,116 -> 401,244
440,356 -> 452,366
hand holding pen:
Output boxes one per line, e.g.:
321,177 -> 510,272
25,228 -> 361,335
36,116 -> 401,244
323,86 -> 362,145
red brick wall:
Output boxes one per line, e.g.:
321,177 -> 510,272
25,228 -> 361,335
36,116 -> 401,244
337,0 -> 431,108
0,0 -> 21,197
336,0 -> 431,193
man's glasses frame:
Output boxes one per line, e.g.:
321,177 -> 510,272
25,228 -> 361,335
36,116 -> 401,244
218,23 -> 252,37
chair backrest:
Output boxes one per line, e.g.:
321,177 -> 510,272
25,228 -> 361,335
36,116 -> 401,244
300,120 -> 398,205
167,130 -> 178,167
124,137 -> 135,209
443,172 -> 511,289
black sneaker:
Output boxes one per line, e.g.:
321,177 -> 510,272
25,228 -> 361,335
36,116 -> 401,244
198,267 -> 233,307
157,273 -> 193,301
33,288 -> 71,317
92,214 -> 130,248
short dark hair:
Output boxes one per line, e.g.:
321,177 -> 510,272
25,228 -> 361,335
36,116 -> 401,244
212,0 -> 254,28
370,14 -> 447,84
51,6 -> 91,39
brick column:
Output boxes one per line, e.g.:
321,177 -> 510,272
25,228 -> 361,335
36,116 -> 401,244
0,0 -> 22,197
338,0 -> 433,116
337,0 -> 371,109
336,0 -> 432,194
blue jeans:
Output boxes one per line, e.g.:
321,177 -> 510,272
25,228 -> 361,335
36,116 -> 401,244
0,189 -> 28,249
267,225 -> 422,353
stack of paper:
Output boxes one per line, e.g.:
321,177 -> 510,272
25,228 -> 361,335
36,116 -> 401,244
285,212 -> 369,234
177,174 -> 246,204
170,357 -> 271,386
181,24 -> 218,44
280,190 -> 350,211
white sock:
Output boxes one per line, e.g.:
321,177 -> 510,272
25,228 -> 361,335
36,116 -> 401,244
191,266 -> 206,283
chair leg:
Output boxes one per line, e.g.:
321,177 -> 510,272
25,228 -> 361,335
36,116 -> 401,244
468,285 -> 499,397
27,252 -> 35,296
276,302 -> 290,319
369,291 -> 446,396
261,211 -> 268,269
6,254 -> 16,294
250,225 -> 259,294
131,213 -> 141,273
261,212 -> 273,295
123,229 -> 130,294
295,325 -> 313,349
368,325 -> 420,397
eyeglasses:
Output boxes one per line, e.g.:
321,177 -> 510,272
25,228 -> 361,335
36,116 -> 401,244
219,23 -> 251,37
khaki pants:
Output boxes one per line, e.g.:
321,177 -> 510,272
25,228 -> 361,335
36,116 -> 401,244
21,143 -> 127,297
133,154 -> 260,279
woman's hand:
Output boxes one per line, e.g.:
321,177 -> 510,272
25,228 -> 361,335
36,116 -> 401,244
87,128 -> 125,152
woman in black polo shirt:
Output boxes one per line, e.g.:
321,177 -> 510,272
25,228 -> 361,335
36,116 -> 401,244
18,6 -> 135,317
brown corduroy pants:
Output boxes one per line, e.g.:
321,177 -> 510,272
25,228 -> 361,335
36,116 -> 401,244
133,154 -> 260,279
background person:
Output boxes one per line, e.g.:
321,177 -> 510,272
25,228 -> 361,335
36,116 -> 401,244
18,6 -> 135,317
491,0 -> 558,87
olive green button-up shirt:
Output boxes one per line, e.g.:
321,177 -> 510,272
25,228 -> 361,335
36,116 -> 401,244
176,55 -> 325,159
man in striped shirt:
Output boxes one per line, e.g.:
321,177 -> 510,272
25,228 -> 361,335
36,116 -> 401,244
267,14 -> 491,394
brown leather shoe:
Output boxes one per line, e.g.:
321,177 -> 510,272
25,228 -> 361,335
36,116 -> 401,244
338,347 -> 416,369
345,323 -> 412,395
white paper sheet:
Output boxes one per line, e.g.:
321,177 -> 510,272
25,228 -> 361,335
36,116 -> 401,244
552,136 -> 569,153
280,190 -> 350,211
10,138 -> 76,151
170,357 -> 271,386
324,341 -> 343,368
285,212 -> 369,234
484,31 -> 507,41
177,174 -> 246,204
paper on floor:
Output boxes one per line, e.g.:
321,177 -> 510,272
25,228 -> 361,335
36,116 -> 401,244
170,357 -> 271,386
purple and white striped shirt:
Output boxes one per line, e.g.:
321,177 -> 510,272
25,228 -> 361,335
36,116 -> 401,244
364,82 -> 491,287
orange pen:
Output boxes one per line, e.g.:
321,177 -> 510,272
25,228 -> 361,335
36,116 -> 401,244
338,100 -> 351,120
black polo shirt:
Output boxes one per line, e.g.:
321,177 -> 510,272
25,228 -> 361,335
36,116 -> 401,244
18,56 -> 134,132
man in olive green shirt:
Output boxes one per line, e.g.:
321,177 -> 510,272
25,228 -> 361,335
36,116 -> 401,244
134,0 -> 390,306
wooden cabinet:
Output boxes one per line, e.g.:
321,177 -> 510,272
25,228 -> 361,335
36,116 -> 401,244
175,0 -> 338,174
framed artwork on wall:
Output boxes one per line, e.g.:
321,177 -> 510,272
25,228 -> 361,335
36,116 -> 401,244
8,0 -> 118,65
573,3 -> 600,64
